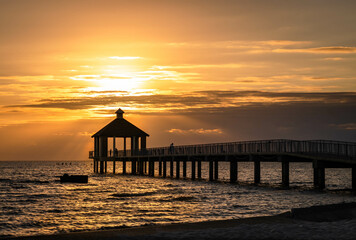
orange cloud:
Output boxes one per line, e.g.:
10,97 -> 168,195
273,46 -> 356,54
167,128 -> 223,135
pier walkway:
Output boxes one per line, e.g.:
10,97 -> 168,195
89,139 -> 356,191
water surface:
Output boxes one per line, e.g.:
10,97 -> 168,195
0,161 -> 354,238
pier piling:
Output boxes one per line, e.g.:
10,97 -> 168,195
163,159 -> 167,178
123,160 -> 126,174
159,159 -> 162,176
191,158 -> 196,180
170,158 -> 174,178
352,167 -> 356,193
314,166 -> 325,190
254,158 -> 261,185
209,159 -> 214,181
281,159 -> 289,188
214,160 -> 219,180
131,159 -> 136,175
230,158 -> 238,183
183,160 -> 187,178
176,159 -> 180,179
197,160 -> 202,179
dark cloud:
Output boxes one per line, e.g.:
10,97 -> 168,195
197,91 -> 356,102
312,46 -> 356,53
6,91 -> 356,110
175,102 -> 356,142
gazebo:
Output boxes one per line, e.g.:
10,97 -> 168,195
91,108 -> 149,173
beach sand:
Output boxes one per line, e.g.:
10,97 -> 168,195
9,202 -> 356,240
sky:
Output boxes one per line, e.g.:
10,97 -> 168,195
0,0 -> 355,160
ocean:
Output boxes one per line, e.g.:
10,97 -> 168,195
0,161 -> 355,238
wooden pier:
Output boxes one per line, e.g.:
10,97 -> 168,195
89,109 -> 356,192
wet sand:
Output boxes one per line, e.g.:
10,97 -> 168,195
9,202 -> 356,240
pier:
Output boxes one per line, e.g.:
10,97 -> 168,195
89,109 -> 356,191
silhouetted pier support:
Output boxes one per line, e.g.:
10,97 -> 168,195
149,159 -> 155,177
123,160 -> 126,175
159,159 -> 162,176
170,158 -> 174,178
191,158 -> 196,180
100,161 -> 104,174
281,157 -> 289,188
230,158 -> 238,183
282,161 -> 289,188
214,160 -> 219,180
176,159 -> 180,179
93,160 -> 98,173
138,159 -> 143,175
197,160 -> 202,179
131,159 -> 137,175
91,152 -> 355,194
254,157 -> 261,185
163,159 -> 167,178
352,167 -> 356,193
313,161 -> 325,190
209,160 -> 214,181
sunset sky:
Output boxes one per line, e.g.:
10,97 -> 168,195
0,0 -> 355,160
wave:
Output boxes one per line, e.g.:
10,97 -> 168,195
17,180 -> 50,184
27,193 -> 54,199
159,195 -> 197,202
110,192 -> 157,198
0,178 -> 11,182
109,187 -> 187,199
232,204 -> 250,209
0,178 -> 50,185
46,209 -> 64,213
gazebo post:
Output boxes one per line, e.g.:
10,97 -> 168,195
135,137 -> 139,155
99,136 -> 108,174
112,137 -> 116,174
94,137 -> 98,173
124,137 -> 127,156
131,137 -> 135,156
141,136 -> 146,155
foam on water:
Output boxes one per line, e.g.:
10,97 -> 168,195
0,161 -> 354,238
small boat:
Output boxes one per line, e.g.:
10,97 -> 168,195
60,174 -> 88,183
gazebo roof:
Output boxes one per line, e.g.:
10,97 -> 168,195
91,109 -> 149,138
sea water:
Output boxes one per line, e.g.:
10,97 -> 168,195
0,161 -> 354,238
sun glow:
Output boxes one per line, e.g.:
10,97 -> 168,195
70,58 -> 149,92
92,74 -> 145,92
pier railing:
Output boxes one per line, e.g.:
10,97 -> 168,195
90,139 -> 356,160
144,139 -> 356,159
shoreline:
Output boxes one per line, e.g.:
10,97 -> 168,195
8,213 -> 294,240
8,202 -> 356,240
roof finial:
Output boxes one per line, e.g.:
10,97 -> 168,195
115,108 -> 124,118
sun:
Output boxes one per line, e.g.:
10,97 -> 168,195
94,73 -> 144,92
73,58 -> 148,92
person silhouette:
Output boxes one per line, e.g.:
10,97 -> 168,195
115,148 -> 118,157
169,143 -> 174,154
